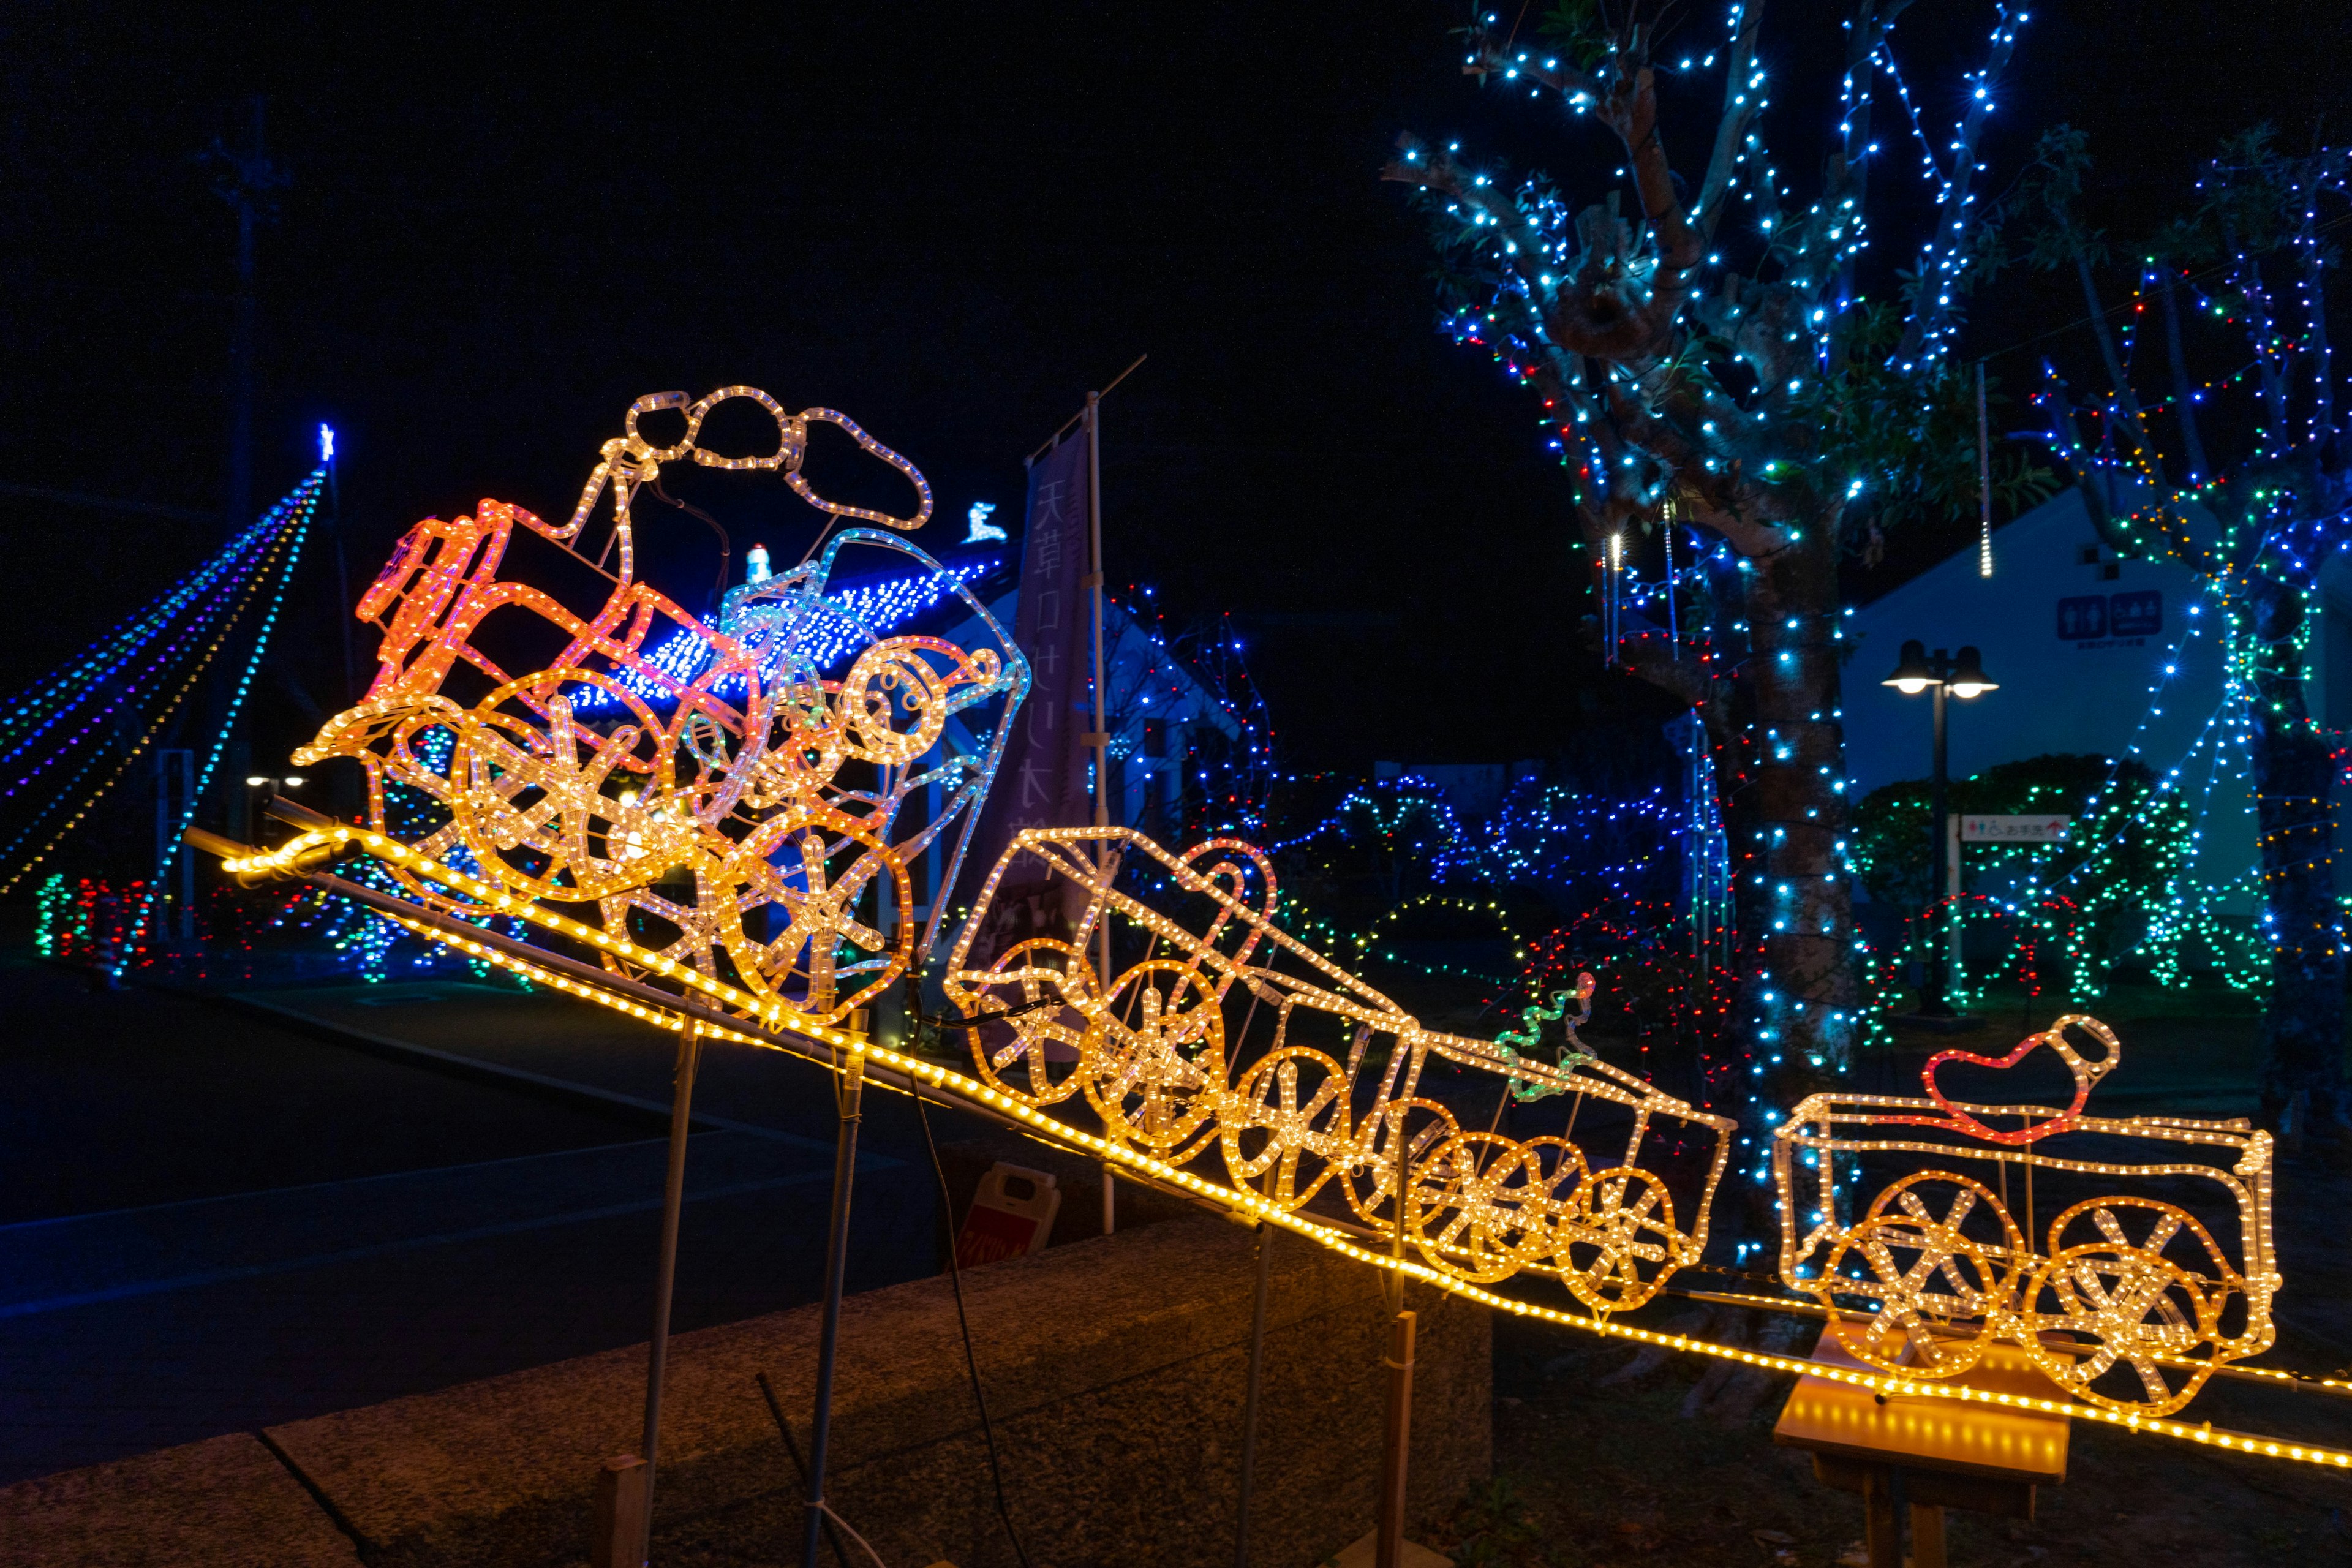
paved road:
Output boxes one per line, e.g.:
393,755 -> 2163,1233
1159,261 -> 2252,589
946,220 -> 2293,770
0,962 -> 640,1226
0,959 -> 945,1485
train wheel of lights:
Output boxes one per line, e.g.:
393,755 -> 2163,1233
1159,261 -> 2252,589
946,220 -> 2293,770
2021,1242 -> 2216,1415
1221,1046 -> 1352,1208
1408,1133 -> 1557,1284
1558,1165 -> 1681,1313
968,938 -> 1091,1106
1082,960 -> 1223,1155
1812,1214 -> 1997,1378
715,811 -> 911,1025
1342,1098 -> 1462,1229
1861,1170 -> 2027,1288
2038,1196 -> 2236,1295
1513,1135 -> 1589,1202
2022,1197 -> 2231,1415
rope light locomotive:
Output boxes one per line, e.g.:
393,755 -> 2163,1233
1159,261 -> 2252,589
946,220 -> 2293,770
286,387 -> 1025,1030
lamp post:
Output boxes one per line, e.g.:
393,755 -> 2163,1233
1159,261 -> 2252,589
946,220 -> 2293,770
241,773 -> 304,847
1882,641 -> 1997,1017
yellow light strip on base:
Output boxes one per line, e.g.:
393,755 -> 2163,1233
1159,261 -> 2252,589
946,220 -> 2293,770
335,885 -> 2352,1474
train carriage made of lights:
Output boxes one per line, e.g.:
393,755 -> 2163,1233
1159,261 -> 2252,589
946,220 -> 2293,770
944,827 -> 1738,1310
1773,1016 -> 2278,1417
290,387 -> 1027,1026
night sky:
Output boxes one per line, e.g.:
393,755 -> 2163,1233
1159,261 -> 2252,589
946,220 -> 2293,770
4,1 -> 2346,774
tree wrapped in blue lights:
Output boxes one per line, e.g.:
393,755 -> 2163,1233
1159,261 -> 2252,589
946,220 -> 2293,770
2022,127 -> 2352,1136
1385,2 -> 2041,1109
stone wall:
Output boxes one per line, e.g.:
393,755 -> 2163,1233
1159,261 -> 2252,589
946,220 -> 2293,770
4,1208 -> 1489,1568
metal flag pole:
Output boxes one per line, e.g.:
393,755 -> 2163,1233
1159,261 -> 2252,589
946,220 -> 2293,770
1084,388 -> 1116,1238
1022,356 -> 1144,1239
325,424 -> 358,711
634,1020 -> 703,1564
801,1039 -> 867,1567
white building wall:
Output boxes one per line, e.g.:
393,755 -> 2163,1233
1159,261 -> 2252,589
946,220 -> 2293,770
1839,488 -> 2258,892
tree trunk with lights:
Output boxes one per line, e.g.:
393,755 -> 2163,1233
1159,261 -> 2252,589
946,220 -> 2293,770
2241,573 -> 2348,1136
2029,128 -> 2352,1140
1704,535 -> 1861,1090
1388,1 -> 2026,1126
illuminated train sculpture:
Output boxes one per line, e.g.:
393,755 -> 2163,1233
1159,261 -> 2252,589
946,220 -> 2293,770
1773,1016 -> 2278,1415
202,386 -> 2281,1425
288,387 -> 1026,1031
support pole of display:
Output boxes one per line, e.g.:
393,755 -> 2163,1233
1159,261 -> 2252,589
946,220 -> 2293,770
1376,1308 -> 1417,1568
1945,813 -> 1963,984
635,1022 -> 701,1562
1085,387 -> 1115,1238
801,1045 -> 865,1568
327,426 -> 358,710
1233,1222 -> 1275,1568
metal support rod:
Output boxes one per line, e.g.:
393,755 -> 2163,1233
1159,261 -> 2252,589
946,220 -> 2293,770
1232,1223 -> 1275,1568
1924,678 -> 1953,1016
1375,1308 -> 1417,1568
1086,389 -> 1115,1239
636,1022 -> 701,1563
801,1050 -> 865,1568
330,449 -> 357,710
1384,1152 -> 1406,1321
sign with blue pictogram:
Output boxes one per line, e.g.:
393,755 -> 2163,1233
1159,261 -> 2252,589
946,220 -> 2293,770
2057,595 -> 2107,639
2057,590 -> 2162,644
2108,589 -> 2162,636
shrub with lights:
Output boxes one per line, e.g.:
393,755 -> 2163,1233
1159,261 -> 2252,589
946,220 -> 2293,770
1847,752 -> 2250,1005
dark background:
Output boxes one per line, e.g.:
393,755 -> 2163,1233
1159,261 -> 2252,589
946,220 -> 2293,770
2,1 -> 2345,773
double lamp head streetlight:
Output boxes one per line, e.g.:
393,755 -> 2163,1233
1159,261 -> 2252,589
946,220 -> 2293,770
1884,641 -> 1997,701
1882,640 -> 1999,1018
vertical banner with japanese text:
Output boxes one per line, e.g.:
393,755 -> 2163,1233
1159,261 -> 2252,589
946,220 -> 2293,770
958,431 -> 1092,955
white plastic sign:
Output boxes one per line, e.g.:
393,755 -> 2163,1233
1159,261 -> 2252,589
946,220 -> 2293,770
953,1161 -> 1063,1267
1959,815 -> 2073,843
